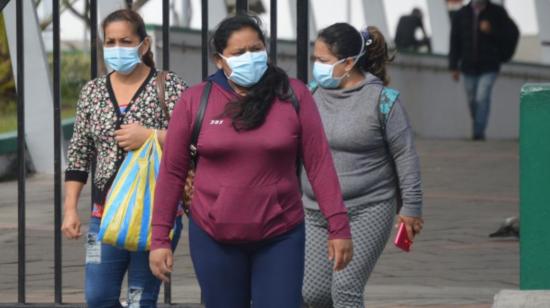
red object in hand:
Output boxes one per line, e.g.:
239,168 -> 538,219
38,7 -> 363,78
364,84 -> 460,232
394,222 -> 413,252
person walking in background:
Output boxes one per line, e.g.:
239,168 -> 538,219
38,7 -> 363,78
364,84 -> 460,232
61,9 -> 187,307
449,0 -> 519,140
394,8 -> 431,53
302,23 -> 424,308
149,15 -> 353,308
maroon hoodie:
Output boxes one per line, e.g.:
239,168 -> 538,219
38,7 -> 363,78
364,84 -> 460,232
151,79 -> 351,249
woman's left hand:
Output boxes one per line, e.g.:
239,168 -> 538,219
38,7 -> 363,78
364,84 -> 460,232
396,215 -> 424,240
115,123 -> 152,151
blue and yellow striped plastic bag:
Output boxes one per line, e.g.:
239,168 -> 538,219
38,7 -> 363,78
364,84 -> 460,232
98,133 -> 170,251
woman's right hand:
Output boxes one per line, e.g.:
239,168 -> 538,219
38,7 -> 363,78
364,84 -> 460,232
61,208 -> 82,240
150,248 -> 173,283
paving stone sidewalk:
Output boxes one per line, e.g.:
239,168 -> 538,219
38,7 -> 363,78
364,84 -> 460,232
0,139 -> 519,307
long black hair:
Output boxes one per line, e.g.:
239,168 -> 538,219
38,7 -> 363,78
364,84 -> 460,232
318,23 -> 393,85
102,9 -> 155,68
211,15 -> 290,131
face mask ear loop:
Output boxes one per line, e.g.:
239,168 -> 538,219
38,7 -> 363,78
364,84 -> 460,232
137,40 -> 145,59
217,53 -> 232,79
342,31 -> 367,77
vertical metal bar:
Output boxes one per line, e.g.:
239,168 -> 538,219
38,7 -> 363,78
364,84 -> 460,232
125,0 -> 133,9
16,0 -> 26,303
162,0 -> 171,303
52,0 -> 63,303
296,0 -> 309,82
163,0 -> 170,71
270,0 -> 277,65
236,0 -> 248,14
89,0 -> 97,210
201,0 -> 208,81
90,0 -> 98,79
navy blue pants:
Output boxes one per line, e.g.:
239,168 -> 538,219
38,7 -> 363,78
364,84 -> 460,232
85,216 -> 182,307
189,218 -> 305,308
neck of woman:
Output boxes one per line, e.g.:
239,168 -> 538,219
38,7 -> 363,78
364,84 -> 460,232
112,63 -> 151,84
228,79 -> 249,96
339,69 -> 365,89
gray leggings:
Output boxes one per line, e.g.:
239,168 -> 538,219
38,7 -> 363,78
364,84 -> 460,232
302,199 -> 395,308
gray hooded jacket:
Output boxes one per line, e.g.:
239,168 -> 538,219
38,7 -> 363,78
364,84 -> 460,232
301,74 -> 423,217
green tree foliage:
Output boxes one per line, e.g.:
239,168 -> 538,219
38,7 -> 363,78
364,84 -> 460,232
0,14 -> 16,114
51,51 -> 90,111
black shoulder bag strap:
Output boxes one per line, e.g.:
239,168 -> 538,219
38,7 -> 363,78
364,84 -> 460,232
287,86 -> 302,188
189,81 -> 212,168
288,86 -> 300,113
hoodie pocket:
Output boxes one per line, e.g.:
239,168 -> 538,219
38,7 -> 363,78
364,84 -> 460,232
208,184 -> 284,242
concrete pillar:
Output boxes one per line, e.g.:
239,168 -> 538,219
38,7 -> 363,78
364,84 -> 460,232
361,0 -> 390,40
4,1 -> 57,173
288,0 -> 317,40
534,0 -> 550,64
426,0 -> 451,54
520,83 -> 550,289
309,0 -> 317,39
182,0 -> 192,28
98,0 -> 126,28
209,0 -> 227,29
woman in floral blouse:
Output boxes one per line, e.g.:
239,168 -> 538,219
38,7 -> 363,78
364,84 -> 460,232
61,9 -> 187,307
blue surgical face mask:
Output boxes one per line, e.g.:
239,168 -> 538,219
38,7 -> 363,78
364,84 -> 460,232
103,41 -> 143,75
313,32 -> 367,89
219,50 -> 269,87
312,58 -> 348,89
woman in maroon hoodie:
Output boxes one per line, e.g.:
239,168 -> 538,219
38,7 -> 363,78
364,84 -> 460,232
149,15 -> 352,308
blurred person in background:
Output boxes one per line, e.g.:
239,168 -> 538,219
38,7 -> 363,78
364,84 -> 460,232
394,8 -> 432,53
449,0 -> 518,140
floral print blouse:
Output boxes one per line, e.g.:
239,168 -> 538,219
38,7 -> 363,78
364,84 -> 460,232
65,68 -> 187,207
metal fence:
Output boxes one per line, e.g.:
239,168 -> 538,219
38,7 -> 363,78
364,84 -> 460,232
5,0 -> 310,305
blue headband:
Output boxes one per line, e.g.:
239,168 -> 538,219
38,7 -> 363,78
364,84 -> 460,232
360,29 -> 373,47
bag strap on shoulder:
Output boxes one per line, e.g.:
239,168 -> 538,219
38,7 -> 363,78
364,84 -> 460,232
308,80 -> 319,95
377,86 -> 403,213
377,87 -> 400,134
189,81 -> 213,168
156,70 -> 169,121
288,86 -> 300,114
288,85 -> 302,187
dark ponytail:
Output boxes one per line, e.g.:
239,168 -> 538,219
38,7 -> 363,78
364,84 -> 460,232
102,9 -> 155,68
318,23 -> 394,85
211,15 -> 290,131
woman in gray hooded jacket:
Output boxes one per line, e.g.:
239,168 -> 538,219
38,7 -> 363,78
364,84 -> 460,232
301,23 -> 424,308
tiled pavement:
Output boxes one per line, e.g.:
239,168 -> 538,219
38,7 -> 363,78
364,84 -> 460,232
0,139 -> 519,307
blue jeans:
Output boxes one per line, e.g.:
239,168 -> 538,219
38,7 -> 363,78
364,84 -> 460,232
189,218 -> 305,308
85,216 -> 182,308
462,72 -> 498,139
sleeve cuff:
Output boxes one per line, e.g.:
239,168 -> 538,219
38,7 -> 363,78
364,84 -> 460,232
327,212 -> 352,240
151,225 -> 173,251
398,204 -> 422,218
65,170 -> 88,183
